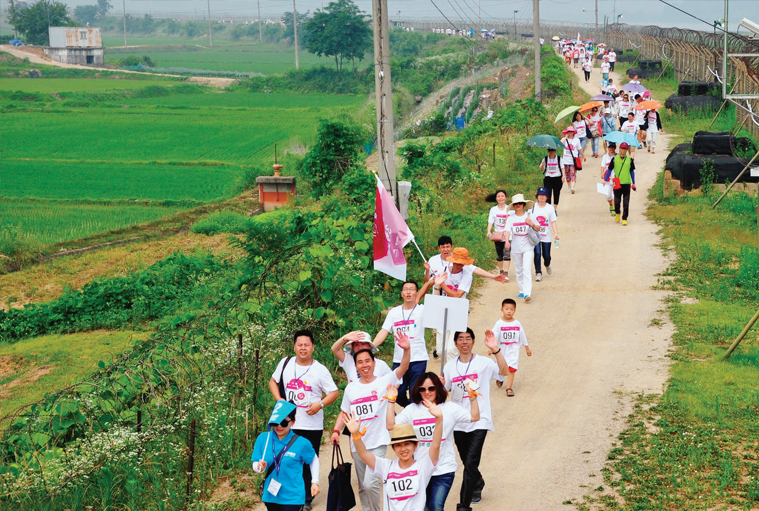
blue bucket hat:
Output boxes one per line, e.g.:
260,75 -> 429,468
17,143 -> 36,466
268,400 -> 297,428
536,187 -> 549,198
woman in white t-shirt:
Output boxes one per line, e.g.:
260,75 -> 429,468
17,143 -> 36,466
560,125 -> 586,194
587,107 -> 602,158
386,373 -> 479,511
539,148 -> 563,211
346,399 -> 443,511
530,187 -> 559,282
600,143 -> 617,215
504,193 -> 540,302
582,57 -> 592,82
642,108 -> 663,154
572,110 -> 588,154
621,112 -> 638,157
486,190 -> 512,278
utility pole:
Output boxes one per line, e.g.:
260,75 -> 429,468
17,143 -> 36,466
207,0 -> 213,48
533,0 -> 541,99
513,10 -> 518,40
721,0 -> 728,100
293,0 -> 299,70
122,0 -> 127,47
372,0 -> 397,203
10,0 -> 18,39
594,0 -> 598,39
257,0 -> 262,42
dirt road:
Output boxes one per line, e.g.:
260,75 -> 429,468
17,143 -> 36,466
252,62 -> 674,511
0,45 -> 235,88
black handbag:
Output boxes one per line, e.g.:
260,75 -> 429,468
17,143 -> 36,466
326,444 -> 356,511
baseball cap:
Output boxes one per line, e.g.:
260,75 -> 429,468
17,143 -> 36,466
620,142 -> 630,149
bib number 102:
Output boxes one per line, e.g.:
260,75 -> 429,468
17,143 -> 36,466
391,478 -> 413,493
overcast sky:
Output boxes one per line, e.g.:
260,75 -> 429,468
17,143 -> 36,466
7,0 -> 759,32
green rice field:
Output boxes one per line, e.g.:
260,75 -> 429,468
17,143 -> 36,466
0,199 -> 188,245
104,43 -> 340,74
0,77 -> 179,93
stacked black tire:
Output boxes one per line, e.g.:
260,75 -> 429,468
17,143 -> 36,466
666,132 -> 758,190
626,60 -> 662,79
665,80 -> 721,113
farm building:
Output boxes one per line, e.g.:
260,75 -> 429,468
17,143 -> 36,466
43,27 -> 104,66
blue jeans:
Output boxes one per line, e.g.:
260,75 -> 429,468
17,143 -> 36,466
578,136 -> 588,153
393,360 -> 427,407
425,472 -> 456,511
590,136 -> 600,155
534,241 -> 552,274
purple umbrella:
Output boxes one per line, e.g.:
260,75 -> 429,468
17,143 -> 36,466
621,83 -> 648,94
591,94 -> 614,101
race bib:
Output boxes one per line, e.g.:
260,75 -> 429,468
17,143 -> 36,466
512,222 -> 529,236
500,326 -> 521,345
494,214 -> 508,228
285,379 -> 312,408
451,374 -> 479,401
393,319 -> 415,339
350,394 -> 379,422
386,469 -> 420,501
412,418 -> 437,444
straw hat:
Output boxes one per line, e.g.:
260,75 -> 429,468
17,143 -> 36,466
446,247 -> 474,266
508,193 -> 535,211
389,424 -> 419,446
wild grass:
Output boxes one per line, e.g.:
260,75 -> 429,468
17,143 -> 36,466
0,329 -> 150,423
0,77 -> 180,93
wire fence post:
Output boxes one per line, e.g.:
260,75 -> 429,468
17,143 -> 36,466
185,418 -> 197,505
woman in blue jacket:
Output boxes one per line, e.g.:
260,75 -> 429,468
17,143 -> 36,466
252,401 -> 321,511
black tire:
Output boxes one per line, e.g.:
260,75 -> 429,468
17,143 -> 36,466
616,54 -> 636,63
693,131 -> 733,156
664,94 -> 721,113
626,68 -> 641,78
678,81 -> 711,96
666,152 -> 689,182
680,154 -> 759,190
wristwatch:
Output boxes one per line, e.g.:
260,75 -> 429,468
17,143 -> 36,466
320,401 -> 325,409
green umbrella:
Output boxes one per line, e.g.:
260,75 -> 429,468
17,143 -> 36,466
554,105 -> 580,124
526,134 -> 564,150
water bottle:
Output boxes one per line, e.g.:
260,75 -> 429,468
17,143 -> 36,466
555,239 -> 560,248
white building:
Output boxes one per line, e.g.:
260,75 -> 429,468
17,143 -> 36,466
44,27 -> 104,66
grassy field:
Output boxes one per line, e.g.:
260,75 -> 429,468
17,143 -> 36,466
0,199 -> 189,245
0,77 -> 181,92
0,329 -> 150,423
2,89 -> 362,246
104,42 -> 341,74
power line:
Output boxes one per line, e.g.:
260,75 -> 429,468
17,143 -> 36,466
656,0 -> 743,36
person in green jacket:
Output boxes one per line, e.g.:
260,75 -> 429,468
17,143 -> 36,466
603,142 -> 637,226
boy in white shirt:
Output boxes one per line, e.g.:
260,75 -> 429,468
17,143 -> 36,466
491,298 -> 532,396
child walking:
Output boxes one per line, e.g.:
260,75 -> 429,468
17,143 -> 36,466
490,298 -> 532,396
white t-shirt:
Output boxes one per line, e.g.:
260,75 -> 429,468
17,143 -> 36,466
582,60 -> 592,72
341,371 -> 402,450
339,355 -> 392,384
542,155 -> 562,177
562,138 -> 583,167
491,319 -> 529,370
601,62 -> 610,74
395,401 -> 470,476
381,304 -> 428,363
505,212 -> 533,254
372,452 -> 435,511
488,205 -> 511,233
608,51 -> 616,62
443,267 -> 474,298
634,107 -> 645,126
272,358 -> 338,430
601,153 -> 614,180
621,120 -> 638,135
443,354 -> 500,432
607,83 -> 618,94
529,203 -> 557,241
646,111 -> 659,132
427,254 -> 478,288
573,120 -> 587,138
616,100 -> 631,118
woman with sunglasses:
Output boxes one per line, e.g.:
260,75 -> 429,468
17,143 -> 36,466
385,373 -> 479,511
252,400 -> 320,511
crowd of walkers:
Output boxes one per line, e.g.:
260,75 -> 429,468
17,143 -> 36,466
249,42 -> 659,511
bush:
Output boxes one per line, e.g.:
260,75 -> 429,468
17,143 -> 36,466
300,119 -> 368,197
0,225 -> 44,272
192,211 -> 250,235
117,55 -> 156,68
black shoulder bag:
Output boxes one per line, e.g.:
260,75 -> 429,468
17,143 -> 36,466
277,356 -> 294,400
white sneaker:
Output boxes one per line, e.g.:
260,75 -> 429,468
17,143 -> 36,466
535,273 -> 543,282
546,266 -> 552,275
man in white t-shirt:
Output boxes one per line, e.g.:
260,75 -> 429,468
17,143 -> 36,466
374,279 -> 436,407
608,47 -> 617,71
616,92 -> 631,118
331,333 -> 412,511
443,328 -> 507,510
269,329 -> 339,509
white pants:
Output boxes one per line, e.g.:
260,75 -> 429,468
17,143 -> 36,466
354,444 -> 387,511
647,130 -> 658,148
513,250 -> 533,297
435,329 -> 459,364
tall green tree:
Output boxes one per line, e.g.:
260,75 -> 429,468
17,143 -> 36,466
96,0 -> 112,17
303,0 -> 371,71
73,5 -> 99,25
9,0 -> 74,45
282,10 -> 310,44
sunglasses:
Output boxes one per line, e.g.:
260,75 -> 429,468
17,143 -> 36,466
419,386 -> 437,392
277,418 -> 293,427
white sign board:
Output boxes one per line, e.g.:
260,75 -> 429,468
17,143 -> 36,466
422,294 -> 469,332
750,166 -> 759,178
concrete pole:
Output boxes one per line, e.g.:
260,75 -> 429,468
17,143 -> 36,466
372,0 -> 397,202
10,0 -> 17,38
594,0 -> 598,38
122,0 -> 127,47
721,0 -> 728,99
533,0 -> 541,99
258,0 -> 262,42
293,0 -> 300,70
207,0 -> 213,47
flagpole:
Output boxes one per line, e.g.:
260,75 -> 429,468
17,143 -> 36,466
411,239 -> 427,263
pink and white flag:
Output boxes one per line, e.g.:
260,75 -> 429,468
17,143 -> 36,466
373,176 -> 414,281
